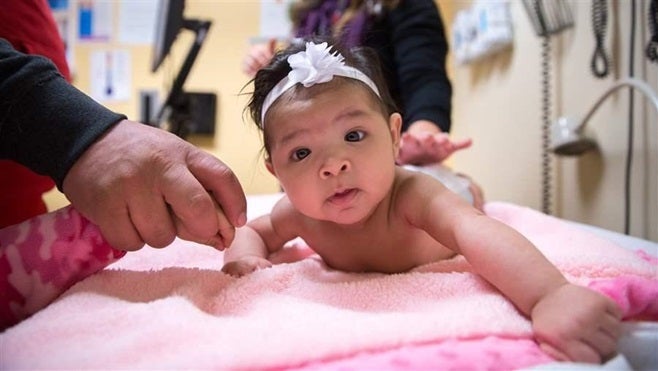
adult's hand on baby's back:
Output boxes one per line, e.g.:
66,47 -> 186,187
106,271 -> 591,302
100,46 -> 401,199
531,283 -> 623,364
242,38 -> 277,78
63,120 -> 247,251
397,131 -> 472,166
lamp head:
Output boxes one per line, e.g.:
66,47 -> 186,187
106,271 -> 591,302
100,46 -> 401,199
550,116 -> 598,156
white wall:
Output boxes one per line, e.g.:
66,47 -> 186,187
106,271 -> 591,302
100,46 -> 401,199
445,0 -> 657,241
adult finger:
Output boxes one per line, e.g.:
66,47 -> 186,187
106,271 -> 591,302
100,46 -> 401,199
95,207 -> 145,251
452,137 -> 473,150
173,210 -> 234,251
159,163 -> 220,241
213,201 -> 236,248
187,150 -> 247,228
267,37 -> 277,53
127,190 -> 176,248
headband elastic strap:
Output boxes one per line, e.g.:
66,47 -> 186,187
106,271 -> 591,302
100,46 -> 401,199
260,42 -> 380,127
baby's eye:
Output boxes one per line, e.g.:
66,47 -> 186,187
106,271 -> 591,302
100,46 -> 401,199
292,148 -> 311,161
345,130 -> 365,142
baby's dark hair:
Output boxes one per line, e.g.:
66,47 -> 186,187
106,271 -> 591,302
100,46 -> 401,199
247,36 -> 398,134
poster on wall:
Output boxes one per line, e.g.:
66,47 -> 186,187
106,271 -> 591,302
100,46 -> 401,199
256,0 -> 293,43
90,50 -> 131,102
78,0 -> 112,42
48,0 -> 76,74
118,0 -> 158,44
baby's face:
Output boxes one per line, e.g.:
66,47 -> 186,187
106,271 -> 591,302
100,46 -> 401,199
265,82 -> 400,225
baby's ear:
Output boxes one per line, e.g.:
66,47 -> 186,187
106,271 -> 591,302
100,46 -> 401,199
265,158 -> 276,176
389,112 -> 402,150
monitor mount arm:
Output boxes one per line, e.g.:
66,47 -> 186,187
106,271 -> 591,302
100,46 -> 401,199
155,18 -> 212,138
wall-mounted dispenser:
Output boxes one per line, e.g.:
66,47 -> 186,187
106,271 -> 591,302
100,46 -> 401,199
452,0 -> 514,65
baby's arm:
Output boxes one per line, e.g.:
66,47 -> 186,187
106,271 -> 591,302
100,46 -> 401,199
221,216 -> 275,277
221,198 -> 298,277
404,176 -> 622,363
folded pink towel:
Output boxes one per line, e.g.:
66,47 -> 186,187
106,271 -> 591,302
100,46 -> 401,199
0,201 -> 655,370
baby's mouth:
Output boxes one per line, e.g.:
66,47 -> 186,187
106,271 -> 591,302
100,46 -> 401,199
328,188 -> 358,205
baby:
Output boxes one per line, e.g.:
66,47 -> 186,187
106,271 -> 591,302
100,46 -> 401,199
222,40 -> 622,364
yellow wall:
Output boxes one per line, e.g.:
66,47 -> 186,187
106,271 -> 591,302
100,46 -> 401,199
46,0 -> 280,211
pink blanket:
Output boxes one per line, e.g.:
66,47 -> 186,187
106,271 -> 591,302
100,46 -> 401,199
1,199 -> 656,370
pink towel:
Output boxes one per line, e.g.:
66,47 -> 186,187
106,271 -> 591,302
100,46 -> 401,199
0,201 -> 656,370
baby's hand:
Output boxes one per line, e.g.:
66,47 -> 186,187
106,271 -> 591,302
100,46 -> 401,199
531,283 -> 623,364
221,256 -> 272,277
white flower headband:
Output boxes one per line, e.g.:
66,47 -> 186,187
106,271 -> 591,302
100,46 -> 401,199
260,41 -> 381,127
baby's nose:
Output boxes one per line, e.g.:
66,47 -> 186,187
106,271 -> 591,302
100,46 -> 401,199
320,158 -> 351,179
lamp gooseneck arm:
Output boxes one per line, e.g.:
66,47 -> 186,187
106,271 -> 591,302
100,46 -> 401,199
577,77 -> 658,132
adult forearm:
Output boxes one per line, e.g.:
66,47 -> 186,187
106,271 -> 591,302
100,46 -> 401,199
0,39 -> 125,188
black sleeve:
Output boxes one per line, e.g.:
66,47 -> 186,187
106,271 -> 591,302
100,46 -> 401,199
386,0 -> 452,132
0,38 -> 126,189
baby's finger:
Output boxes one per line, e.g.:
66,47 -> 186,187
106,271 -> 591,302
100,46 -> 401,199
583,328 -> 618,361
601,311 -> 623,338
562,340 -> 602,364
607,299 -> 624,319
539,342 -> 569,362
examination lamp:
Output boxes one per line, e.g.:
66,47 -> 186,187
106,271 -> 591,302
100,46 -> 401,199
551,77 -> 658,156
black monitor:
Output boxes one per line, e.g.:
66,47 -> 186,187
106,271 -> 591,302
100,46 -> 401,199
149,0 -> 212,138
151,0 -> 185,73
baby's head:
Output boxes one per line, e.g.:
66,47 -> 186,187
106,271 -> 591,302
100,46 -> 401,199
247,38 -> 397,156
247,38 -> 403,224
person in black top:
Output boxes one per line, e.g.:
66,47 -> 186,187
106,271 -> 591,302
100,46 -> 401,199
244,0 -> 471,165
243,0 -> 483,207
0,39 -> 247,251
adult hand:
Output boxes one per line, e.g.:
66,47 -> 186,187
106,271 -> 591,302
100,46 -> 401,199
396,120 -> 472,165
242,38 -> 277,77
397,131 -> 472,165
62,120 -> 247,251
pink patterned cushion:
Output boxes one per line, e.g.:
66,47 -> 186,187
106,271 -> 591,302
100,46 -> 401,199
0,205 -> 125,329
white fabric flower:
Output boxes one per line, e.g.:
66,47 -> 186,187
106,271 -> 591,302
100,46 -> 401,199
260,41 -> 381,127
287,42 -> 345,87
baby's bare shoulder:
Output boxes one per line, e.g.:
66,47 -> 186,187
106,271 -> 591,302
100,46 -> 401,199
393,168 -> 449,204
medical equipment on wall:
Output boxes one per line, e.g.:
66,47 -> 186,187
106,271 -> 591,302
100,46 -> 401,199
648,0 -> 658,62
451,0 -> 514,65
550,78 -> 658,156
521,0 -> 574,215
551,76 -> 658,236
553,0 -> 656,235
591,0 -> 611,78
